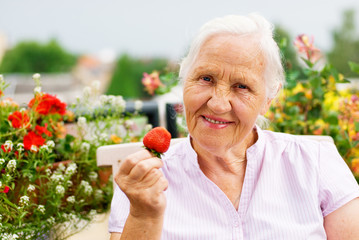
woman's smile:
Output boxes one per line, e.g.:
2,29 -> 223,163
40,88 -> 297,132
201,115 -> 234,129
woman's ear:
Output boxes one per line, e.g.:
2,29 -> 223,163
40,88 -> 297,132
260,84 -> 282,115
260,97 -> 273,115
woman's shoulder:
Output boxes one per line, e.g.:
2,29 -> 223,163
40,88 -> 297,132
261,129 -> 327,150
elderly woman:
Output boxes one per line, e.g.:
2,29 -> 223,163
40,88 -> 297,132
109,14 -> 359,239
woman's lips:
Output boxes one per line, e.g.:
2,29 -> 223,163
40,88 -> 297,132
201,115 -> 233,129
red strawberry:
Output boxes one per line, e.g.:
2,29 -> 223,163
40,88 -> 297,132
143,127 -> 171,158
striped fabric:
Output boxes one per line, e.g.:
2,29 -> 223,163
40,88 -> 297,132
109,127 -> 359,239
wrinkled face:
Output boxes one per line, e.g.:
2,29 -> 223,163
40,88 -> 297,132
183,34 -> 270,155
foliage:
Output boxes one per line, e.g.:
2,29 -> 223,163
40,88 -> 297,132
106,54 -> 168,99
0,74 -> 149,239
274,25 -> 302,73
0,39 -> 77,74
327,9 -> 359,77
267,34 -> 359,181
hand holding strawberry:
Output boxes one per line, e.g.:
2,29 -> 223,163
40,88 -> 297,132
143,127 -> 171,158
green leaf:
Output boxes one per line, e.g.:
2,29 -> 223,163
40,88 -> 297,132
300,57 -> 314,68
349,61 -> 359,74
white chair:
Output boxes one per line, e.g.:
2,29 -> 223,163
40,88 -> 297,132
96,135 -> 333,190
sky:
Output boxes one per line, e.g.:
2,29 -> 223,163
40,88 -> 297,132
0,0 -> 358,60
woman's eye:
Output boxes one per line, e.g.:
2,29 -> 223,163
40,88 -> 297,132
236,84 -> 247,89
200,76 -> 212,82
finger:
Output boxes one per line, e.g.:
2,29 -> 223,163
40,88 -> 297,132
119,149 -> 153,175
148,174 -> 169,194
129,157 -> 163,181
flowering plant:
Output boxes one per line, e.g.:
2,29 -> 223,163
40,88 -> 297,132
141,71 -> 178,96
0,74 -> 149,239
267,34 -> 359,181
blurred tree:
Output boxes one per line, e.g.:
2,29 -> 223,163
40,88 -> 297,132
106,54 -> 168,98
274,25 -> 301,73
0,39 -> 76,73
327,9 -> 359,77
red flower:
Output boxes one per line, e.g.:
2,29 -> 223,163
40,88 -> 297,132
8,111 -> 30,128
35,123 -> 52,137
1,186 -> 10,193
0,89 -> 3,97
28,93 -> 66,115
23,131 -> 45,150
1,144 -> 11,153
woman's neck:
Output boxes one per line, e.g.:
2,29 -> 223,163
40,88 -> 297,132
191,129 -> 258,209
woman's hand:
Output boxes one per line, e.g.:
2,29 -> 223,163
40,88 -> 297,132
115,149 -> 168,220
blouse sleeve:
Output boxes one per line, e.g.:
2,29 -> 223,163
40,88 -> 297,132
318,141 -> 359,217
108,185 -> 130,233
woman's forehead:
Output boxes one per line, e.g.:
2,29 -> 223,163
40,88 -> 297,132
198,34 -> 263,62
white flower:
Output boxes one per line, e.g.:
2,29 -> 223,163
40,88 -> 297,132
0,74 -> 3,83
144,124 -> 153,132
32,73 -> 41,88
77,117 -> 87,128
88,171 -> 98,181
19,108 -> 26,112
81,142 -> 90,152
0,214 -> 2,221
95,189 -> 103,200
19,195 -> 30,206
65,163 -> 77,177
99,133 -> 108,141
3,140 -> 13,151
66,196 -> 75,204
7,159 -> 16,172
32,73 -> 41,80
55,185 -> 65,196
0,181 -> 2,188
37,205 -> 45,214
89,209 -> 97,217
45,168 -> 52,176
46,140 -> 55,148
50,173 -> 64,183
30,145 -> 38,153
17,143 -> 24,152
107,95 -> 116,105
34,86 -> 42,94
68,212 -> 77,220
67,180 -> 73,187
57,163 -> 65,172
27,184 -> 35,192
125,120 -> 134,128
0,158 -> 5,165
40,145 -> 50,153
80,180 -> 93,195
99,95 -> 108,105
47,216 -> 55,225
134,100 -> 143,112
83,86 -> 91,98
91,80 -> 101,94
114,96 -> 126,110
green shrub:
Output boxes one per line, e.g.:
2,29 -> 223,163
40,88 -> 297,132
0,39 -> 77,73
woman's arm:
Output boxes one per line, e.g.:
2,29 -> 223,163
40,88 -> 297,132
324,197 -> 359,239
112,149 -> 168,240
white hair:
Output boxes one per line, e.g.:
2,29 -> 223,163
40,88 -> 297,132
179,13 -> 285,128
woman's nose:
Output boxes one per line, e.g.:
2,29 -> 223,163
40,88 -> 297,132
207,87 -> 232,114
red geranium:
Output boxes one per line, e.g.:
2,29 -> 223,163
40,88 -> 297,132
28,93 -> 66,115
23,131 -> 45,150
0,89 -> 3,97
8,111 -> 30,129
35,123 -> 52,137
2,186 -> 10,193
1,144 -> 11,153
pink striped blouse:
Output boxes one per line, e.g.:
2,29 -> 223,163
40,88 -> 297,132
109,127 -> 359,239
